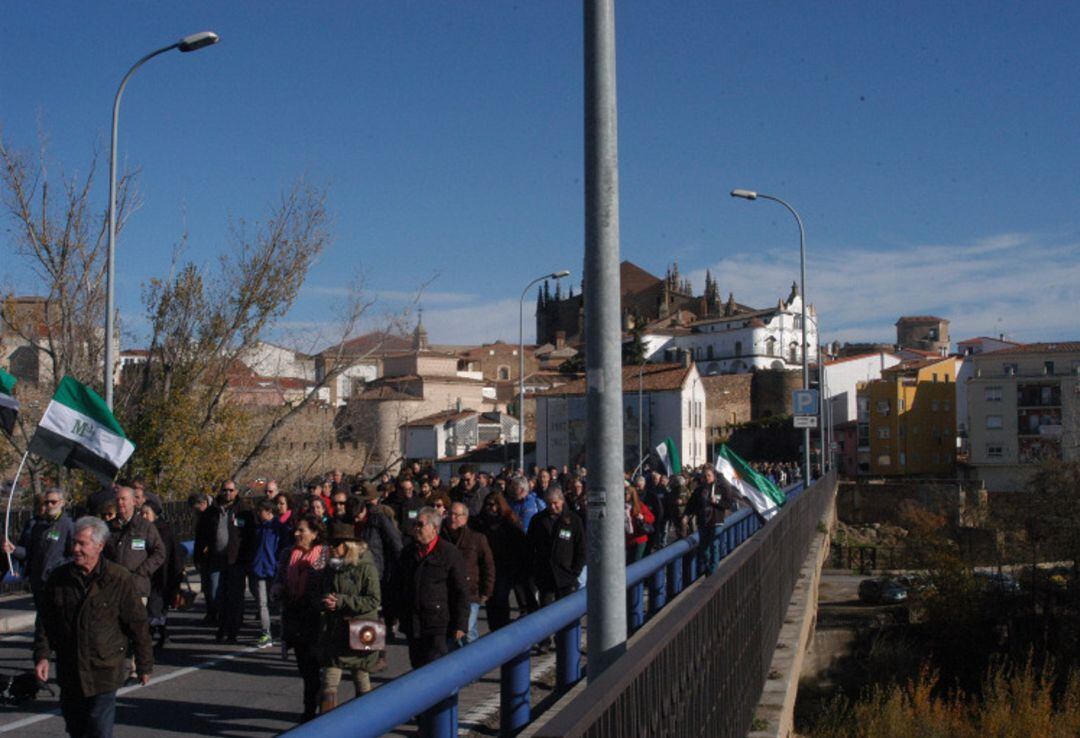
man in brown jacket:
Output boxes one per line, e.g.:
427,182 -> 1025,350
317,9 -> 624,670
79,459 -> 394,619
34,516 -> 153,737
442,502 -> 494,644
106,486 -> 165,601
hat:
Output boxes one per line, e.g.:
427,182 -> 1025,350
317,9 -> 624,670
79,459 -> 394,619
328,521 -> 360,544
360,482 -> 379,501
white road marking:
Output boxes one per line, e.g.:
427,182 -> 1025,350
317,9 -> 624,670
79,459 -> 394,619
0,645 -> 261,733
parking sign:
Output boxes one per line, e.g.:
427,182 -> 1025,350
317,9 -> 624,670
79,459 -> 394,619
792,389 -> 818,416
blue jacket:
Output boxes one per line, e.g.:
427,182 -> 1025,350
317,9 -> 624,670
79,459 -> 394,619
249,517 -> 286,579
509,493 -> 547,532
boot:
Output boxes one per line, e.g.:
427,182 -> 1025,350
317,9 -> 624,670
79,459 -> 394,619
320,691 -> 337,714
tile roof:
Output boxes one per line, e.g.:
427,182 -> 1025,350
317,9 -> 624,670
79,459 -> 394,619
322,331 -> 413,357
619,261 -> 662,296
402,409 -> 479,427
895,316 -> 948,324
354,385 -> 422,401
956,336 -> 1022,347
537,362 -> 693,396
978,342 -> 1080,356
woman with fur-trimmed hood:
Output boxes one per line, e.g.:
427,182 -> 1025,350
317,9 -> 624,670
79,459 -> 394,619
317,520 -> 381,713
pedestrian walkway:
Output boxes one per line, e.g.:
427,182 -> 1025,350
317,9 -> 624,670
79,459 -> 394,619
0,574 -> 561,736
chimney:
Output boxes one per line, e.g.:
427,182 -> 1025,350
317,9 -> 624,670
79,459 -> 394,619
555,330 -> 566,350
682,350 -> 692,368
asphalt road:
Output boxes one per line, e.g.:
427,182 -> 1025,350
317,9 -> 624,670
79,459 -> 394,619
0,588 -> 555,737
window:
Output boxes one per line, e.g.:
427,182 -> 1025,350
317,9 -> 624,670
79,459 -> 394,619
765,337 -> 776,357
944,401 -> 951,411
985,386 -> 1002,402
877,454 -> 891,466
899,398 -> 906,412
987,444 -> 1003,458
1003,363 -> 1018,375
933,453 -> 940,464
877,400 -> 891,415
497,366 -> 510,380
986,415 -> 1003,429
734,341 -> 742,357
932,426 -> 941,438
878,426 -> 891,439
932,399 -> 940,412
1045,361 -> 1055,375
932,373 -> 938,383
899,452 -> 906,466
706,345 -> 714,360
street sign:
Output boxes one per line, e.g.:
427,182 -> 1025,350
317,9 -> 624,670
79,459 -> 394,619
794,415 -> 818,428
792,389 -> 819,416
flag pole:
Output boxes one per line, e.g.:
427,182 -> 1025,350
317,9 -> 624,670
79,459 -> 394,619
3,449 -> 30,580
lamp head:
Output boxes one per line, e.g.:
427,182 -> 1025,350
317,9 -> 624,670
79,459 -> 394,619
730,189 -> 758,201
178,31 -> 220,53
550,270 -> 571,279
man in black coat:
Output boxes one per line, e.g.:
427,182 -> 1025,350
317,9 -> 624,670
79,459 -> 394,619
450,464 -> 488,518
34,516 -> 153,738
681,467 -> 739,576
526,488 -> 585,651
389,507 -> 470,669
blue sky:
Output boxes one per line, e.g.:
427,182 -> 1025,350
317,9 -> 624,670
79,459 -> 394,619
2,2 -> 1078,352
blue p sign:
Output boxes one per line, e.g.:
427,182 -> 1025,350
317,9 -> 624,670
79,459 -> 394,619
792,389 -> 818,415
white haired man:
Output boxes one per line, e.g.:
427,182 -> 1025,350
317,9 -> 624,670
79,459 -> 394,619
34,516 -> 153,737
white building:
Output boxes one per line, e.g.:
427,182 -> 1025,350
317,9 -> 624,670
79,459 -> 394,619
823,351 -> 903,425
534,361 -> 707,471
644,285 -> 818,376
240,341 -> 316,382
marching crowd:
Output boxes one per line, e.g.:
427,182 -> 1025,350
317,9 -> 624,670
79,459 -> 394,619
6,458 -> 801,735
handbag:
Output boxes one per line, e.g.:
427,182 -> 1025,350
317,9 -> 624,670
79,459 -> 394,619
348,619 -> 386,652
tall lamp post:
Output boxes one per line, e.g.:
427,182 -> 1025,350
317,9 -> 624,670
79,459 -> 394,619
730,188 -> 812,484
519,270 -> 570,474
105,31 -> 220,410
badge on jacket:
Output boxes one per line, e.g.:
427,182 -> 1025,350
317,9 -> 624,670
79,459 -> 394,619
47,530 -> 61,542
132,538 -> 146,551
558,528 -> 572,540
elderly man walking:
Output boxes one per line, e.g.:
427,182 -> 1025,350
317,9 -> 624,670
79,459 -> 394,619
34,516 -> 153,738
442,502 -> 494,645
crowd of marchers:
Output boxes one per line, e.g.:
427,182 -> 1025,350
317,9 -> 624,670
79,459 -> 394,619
7,457 -> 801,734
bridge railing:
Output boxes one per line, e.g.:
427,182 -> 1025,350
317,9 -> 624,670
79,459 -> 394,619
534,471 -> 835,738
282,479 -> 810,738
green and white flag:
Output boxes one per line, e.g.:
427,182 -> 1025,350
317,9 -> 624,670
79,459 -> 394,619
28,376 -> 135,486
715,444 -> 786,520
655,437 -> 681,476
0,368 -> 18,437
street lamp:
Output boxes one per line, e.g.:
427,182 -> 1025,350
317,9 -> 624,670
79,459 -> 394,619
519,270 -> 570,475
730,187 -> 812,484
104,31 -> 220,410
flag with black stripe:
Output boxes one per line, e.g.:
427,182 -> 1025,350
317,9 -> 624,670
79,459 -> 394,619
0,368 -> 18,438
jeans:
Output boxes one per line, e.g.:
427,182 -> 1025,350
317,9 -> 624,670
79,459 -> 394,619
697,524 -> 720,576
205,566 -> 222,618
60,690 -> 116,738
248,576 -> 272,636
466,602 -> 480,643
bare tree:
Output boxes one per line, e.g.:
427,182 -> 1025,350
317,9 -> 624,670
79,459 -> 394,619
0,131 -> 138,494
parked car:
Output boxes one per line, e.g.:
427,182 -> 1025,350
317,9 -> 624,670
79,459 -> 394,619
974,571 -> 1021,594
858,577 -> 908,605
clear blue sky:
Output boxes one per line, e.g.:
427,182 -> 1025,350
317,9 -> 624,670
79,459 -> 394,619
3,2 -> 1078,351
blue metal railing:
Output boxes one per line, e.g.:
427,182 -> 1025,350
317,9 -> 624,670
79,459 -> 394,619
283,481 -> 804,738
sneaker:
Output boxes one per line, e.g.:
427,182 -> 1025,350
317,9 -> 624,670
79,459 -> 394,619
255,633 -> 273,649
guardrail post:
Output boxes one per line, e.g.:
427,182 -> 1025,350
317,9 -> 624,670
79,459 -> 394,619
668,557 -> 682,598
627,581 -> 645,631
420,693 -> 458,738
555,621 -> 582,691
500,650 -> 531,734
686,547 -> 698,583
648,566 -> 667,616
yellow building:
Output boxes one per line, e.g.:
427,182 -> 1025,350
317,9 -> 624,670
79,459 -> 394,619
857,356 -> 957,476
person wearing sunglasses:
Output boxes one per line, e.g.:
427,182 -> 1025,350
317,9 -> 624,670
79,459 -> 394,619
4,487 -> 74,608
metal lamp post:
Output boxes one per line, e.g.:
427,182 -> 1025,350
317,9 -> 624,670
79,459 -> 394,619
730,188 -> 812,484
105,31 -> 220,410
519,270 -> 570,475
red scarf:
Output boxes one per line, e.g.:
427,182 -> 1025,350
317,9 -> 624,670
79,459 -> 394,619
285,545 -> 323,601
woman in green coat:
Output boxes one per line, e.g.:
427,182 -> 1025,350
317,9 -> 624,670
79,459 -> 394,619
319,521 -> 382,713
